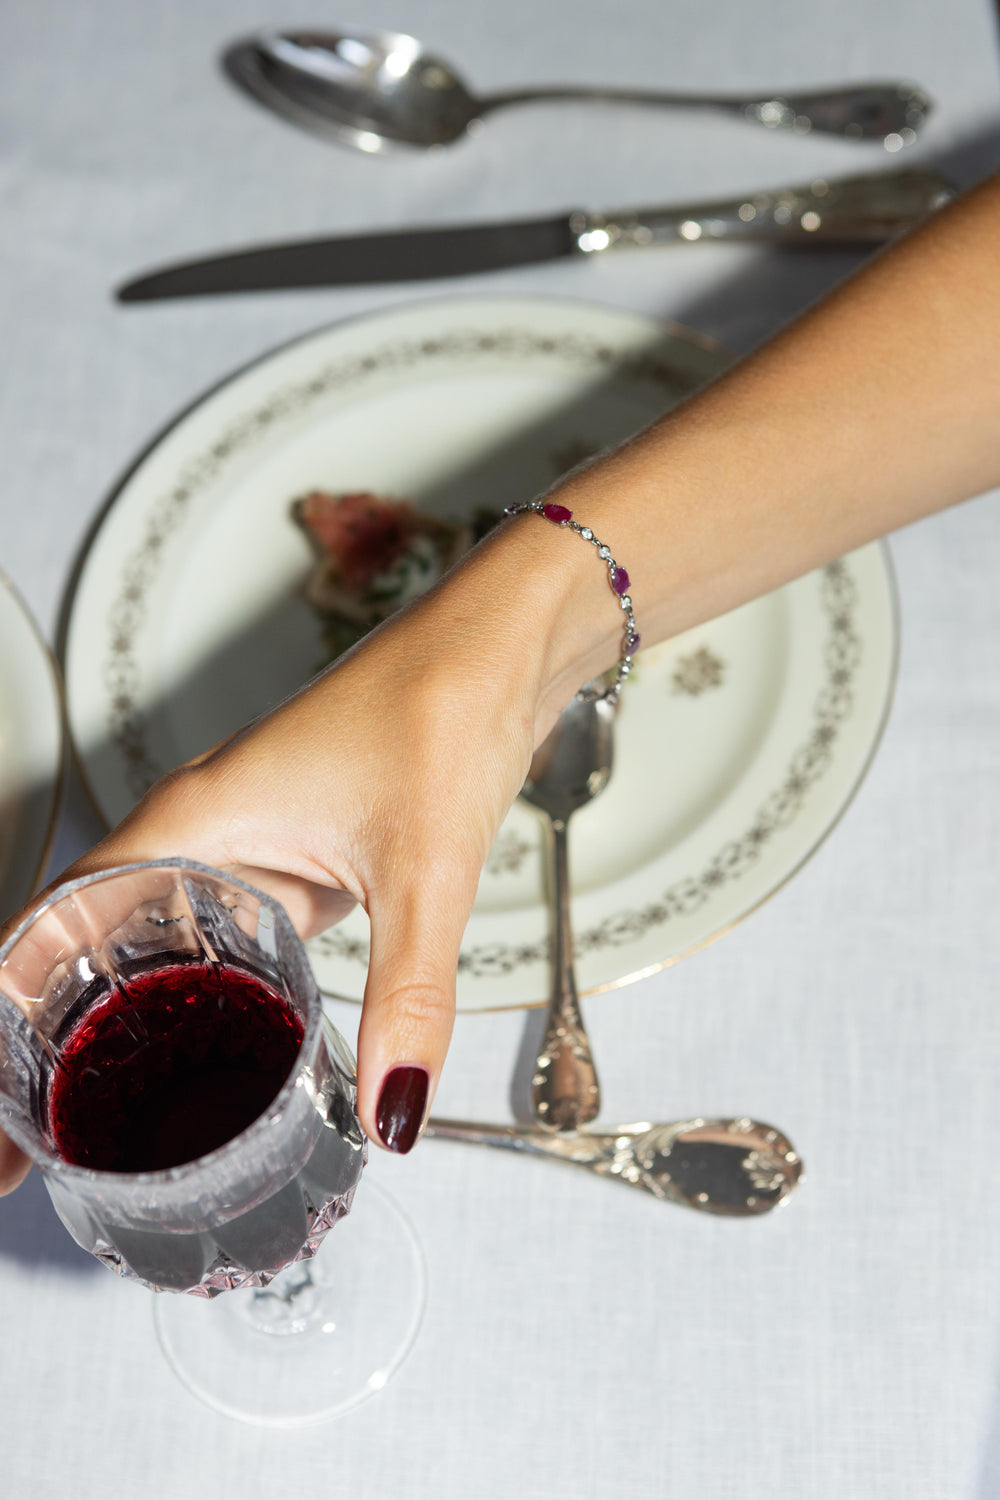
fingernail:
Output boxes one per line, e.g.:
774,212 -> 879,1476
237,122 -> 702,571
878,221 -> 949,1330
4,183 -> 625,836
375,1066 -> 429,1154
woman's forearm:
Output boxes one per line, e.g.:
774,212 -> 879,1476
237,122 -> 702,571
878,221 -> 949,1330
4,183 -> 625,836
516,170 -> 1000,709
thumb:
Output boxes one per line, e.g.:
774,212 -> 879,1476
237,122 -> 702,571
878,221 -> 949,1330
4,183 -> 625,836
355,882 -> 469,1154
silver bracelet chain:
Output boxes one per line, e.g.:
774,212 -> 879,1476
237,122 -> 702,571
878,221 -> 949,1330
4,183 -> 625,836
504,500 -> 640,704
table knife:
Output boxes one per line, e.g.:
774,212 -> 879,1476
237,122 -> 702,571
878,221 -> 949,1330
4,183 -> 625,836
117,168 -> 953,302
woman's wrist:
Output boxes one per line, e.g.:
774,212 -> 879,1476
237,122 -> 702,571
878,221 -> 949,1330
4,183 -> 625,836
502,499 -> 640,705
443,505 -> 630,734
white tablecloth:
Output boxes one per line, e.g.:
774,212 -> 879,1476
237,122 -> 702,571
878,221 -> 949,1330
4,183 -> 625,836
3,1 -> 1000,1495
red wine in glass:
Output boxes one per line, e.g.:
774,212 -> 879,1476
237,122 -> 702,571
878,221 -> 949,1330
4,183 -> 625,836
48,961 -> 305,1174
37,956 -> 364,1294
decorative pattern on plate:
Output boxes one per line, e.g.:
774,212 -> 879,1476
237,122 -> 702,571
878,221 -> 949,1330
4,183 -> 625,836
100,329 -> 705,800
484,829 -> 535,877
313,559 -> 860,979
672,644 -> 726,697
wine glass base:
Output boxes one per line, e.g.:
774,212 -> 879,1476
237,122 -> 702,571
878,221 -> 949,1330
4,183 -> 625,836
153,1180 -> 426,1426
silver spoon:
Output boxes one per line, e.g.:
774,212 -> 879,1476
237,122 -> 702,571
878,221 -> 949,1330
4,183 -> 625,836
519,692 -> 616,1132
425,1115 -> 803,1216
223,29 -> 932,153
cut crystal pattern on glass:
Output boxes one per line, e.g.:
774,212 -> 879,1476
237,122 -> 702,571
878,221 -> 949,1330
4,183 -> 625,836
0,861 -> 367,1296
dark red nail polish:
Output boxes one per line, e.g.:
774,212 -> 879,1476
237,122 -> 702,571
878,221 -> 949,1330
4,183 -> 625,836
375,1066 -> 429,1154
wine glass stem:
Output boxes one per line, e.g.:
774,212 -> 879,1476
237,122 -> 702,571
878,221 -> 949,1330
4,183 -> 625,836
243,1259 -> 324,1335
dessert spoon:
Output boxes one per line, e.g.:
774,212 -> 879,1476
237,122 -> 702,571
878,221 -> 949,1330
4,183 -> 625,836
425,1115 -> 803,1216
520,691 -> 616,1132
223,28 -> 932,153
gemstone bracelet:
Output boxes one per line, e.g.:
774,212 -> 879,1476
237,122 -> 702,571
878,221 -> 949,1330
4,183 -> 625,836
504,500 -> 639,703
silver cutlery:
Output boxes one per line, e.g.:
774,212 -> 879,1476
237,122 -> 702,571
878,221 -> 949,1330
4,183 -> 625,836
116,169 -> 955,302
425,1115 -> 803,1215
519,692 -> 617,1132
223,28 -> 932,152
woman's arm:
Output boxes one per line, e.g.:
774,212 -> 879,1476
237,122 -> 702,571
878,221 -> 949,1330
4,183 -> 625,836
2,171 -> 999,1189
535,168 -> 1000,710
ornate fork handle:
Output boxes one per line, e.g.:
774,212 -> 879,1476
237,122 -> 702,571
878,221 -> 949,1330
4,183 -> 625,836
425,1116 -> 803,1217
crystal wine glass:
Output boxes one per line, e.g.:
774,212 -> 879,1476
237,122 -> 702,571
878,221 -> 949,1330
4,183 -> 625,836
0,859 -> 425,1425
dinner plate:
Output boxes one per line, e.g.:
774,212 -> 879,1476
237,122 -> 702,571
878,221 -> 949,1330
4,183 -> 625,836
62,294 -> 896,1010
0,570 -> 64,921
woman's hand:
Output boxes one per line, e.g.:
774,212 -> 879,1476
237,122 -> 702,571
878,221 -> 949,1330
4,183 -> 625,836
0,518 -> 613,1192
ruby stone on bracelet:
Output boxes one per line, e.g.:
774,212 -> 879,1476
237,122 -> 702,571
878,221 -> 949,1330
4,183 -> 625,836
504,500 -> 640,703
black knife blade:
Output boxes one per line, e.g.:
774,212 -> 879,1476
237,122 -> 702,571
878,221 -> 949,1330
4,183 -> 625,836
117,216 -> 576,301
115,170 -> 954,303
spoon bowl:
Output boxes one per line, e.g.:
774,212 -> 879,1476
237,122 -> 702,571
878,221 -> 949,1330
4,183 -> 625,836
224,29 -> 478,151
223,28 -> 932,153
522,691 -> 616,826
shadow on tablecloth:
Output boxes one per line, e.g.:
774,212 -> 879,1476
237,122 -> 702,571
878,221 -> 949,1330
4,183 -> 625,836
0,1166 -> 100,1276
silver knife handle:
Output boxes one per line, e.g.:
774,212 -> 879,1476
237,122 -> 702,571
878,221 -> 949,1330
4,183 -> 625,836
572,169 -> 954,251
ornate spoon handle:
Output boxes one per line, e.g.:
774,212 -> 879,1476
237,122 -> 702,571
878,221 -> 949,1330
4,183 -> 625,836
425,1116 -> 803,1216
531,817 -> 600,1132
479,81 -> 930,144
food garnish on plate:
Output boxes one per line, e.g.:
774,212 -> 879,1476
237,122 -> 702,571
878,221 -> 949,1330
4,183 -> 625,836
293,490 -> 475,661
